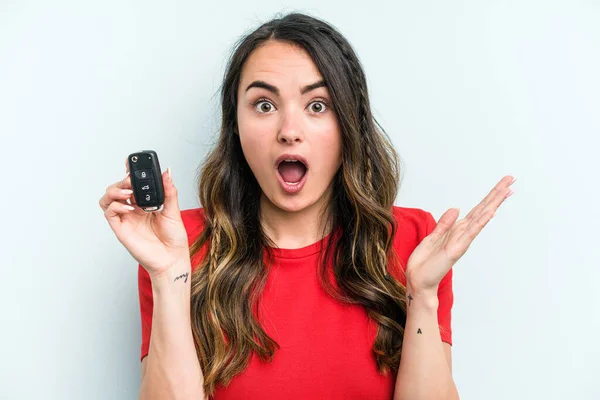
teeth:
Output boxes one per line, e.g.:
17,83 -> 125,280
284,159 -> 298,162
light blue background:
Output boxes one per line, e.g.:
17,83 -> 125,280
1,1 -> 599,399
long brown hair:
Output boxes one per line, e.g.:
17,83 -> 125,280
189,12 -> 407,397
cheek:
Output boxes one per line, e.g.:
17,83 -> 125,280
316,122 -> 343,170
238,120 -> 272,173
239,134 -> 264,172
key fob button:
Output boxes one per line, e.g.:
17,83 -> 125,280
135,169 -> 153,180
141,192 -> 157,204
137,180 -> 155,193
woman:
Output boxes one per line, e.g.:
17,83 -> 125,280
99,12 -> 514,400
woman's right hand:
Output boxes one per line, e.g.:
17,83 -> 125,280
99,158 -> 190,278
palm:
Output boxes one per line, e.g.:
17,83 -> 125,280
116,206 -> 188,274
406,176 -> 516,292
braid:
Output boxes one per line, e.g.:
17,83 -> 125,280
319,28 -> 391,280
355,79 -> 375,193
209,218 -> 221,274
319,27 -> 375,191
319,27 -> 364,104
363,112 -> 375,192
337,45 -> 387,278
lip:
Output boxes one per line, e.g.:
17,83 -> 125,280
274,153 -> 309,194
274,153 -> 309,169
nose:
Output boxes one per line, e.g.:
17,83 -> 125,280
277,108 -> 304,144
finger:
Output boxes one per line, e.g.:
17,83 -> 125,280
99,174 -> 132,210
159,167 -> 182,220
116,173 -> 137,206
104,200 -> 136,232
457,184 -> 514,247
456,205 -> 496,248
464,176 -> 515,222
427,208 -> 460,241
99,186 -> 134,211
116,172 -> 132,189
471,176 -> 515,223
476,186 -> 513,222
125,156 -> 130,174
457,190 -> 509,246
463,176 -> 512,221
123,174 -> 137,206
126,192 -> 137,206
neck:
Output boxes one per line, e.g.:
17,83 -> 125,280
259,189 -> 333,249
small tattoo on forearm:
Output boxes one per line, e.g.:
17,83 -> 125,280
408,294 -> 413,306
417,328 -> 422,334
174,272 -> 189,283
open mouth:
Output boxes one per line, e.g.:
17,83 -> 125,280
277,159 -> 307,184
275,155 -> 309,193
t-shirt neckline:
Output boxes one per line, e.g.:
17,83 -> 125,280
267,230 -> 336,259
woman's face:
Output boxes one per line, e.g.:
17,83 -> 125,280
237,40 -> 342,214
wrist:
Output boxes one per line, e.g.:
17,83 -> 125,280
406,281 -> 439,311
149,260 -> 192,292
406,290 -> 439,311
405,270 -> 438,295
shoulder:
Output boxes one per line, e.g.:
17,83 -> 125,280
180,207 -> 209,269
388,206 -> 437,279
390,205 -> 437,244
180,207 -> 207,240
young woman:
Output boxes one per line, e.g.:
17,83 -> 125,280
99,12 -> 514,400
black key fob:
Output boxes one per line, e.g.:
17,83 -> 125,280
127,150 -> 165,212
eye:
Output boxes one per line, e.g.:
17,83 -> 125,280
308,100 -> 328,114
253,99 -> 276,114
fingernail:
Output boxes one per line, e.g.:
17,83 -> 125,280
125,172 -> 130,179
167,167 -> 172,181
510,176 -> 517,185
507,190 -> 514,198
124,205 -> 135,211
121,189 -> 133,195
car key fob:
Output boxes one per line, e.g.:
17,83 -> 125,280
127,150 -> 165,212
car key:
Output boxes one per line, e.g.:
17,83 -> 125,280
127,150 -> 165,212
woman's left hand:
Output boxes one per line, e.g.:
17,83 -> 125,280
405,175 -> 516,296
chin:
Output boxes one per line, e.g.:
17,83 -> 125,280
260,191 -> 314,214
273,196 -> 313,213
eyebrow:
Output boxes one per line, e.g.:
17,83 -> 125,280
245,80 -> 327,96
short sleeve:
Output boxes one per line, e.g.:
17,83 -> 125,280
138,264 -> 153,361
424,211 -> 454,346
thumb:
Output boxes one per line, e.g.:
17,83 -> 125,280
160,167 -> 182,220
429,208 -> 459,239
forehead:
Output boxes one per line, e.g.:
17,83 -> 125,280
239,40 -> 323,86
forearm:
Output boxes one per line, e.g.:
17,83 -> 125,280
139,262 -> 205,400
394,289 -> 458,400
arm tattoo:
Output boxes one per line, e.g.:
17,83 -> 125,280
417,328 -> 422,334
173,272 -> 189,283
408,293 -> 413,306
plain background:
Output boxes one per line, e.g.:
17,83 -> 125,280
1,1 -> 599,399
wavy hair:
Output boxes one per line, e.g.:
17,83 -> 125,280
189,12 -> 407,397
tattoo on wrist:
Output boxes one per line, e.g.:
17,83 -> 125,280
417,328 -> 422,334
174,272 -> 189,283
408,293 -> 413,306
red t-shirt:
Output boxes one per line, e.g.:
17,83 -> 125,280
138,206 -> 453,399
